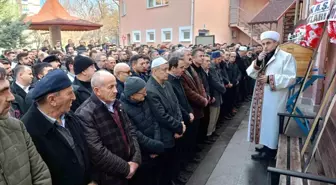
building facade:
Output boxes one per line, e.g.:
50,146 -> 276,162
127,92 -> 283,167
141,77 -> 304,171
119,0 -> 311,46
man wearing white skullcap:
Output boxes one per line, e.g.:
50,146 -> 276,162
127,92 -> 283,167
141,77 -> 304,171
236,45 -> 250,103
246,31 -> 297,161
145,57 -> 186,185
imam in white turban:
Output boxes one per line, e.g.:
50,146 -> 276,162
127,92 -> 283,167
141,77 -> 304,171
239,46 -> 248,51
260,31 -> 280,42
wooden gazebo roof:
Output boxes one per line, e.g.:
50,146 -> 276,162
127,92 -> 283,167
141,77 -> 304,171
25,0 -> 102,31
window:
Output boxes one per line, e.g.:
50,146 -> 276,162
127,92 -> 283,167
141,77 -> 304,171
147,0 -> 169,8
132,31 -> 141,43
161,28 -> 173,42
179,26 -> 192,42
121,1 -> 127,16
146,29 -> 156,42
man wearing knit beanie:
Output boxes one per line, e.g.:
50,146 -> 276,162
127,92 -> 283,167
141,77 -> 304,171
120,76 -> 164,185
71,55 -> 96,111
123,77 -> 147,99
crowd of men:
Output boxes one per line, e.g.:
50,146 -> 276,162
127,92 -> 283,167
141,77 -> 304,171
0,40 -> 264,185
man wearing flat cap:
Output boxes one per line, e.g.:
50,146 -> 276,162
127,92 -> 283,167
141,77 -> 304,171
42,55 -> 61,69
207,51 -> 226,138
146,57 -> 186,185
71,55 -> 96,111
21,69 -> 95,185
246,31 -> 297,160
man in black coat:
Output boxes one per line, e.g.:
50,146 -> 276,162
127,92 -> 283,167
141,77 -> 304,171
11,65 -> 34,117
207,52 -> 226,137
21,69 -> 94,185
121,77 -> 164,185
71,55 -> 96,111
146,57 -> 186,185
236,46 -> 249,103
167,56 -> 195,183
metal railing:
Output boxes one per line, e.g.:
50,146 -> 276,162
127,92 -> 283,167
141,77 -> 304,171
229,6 -> 267,40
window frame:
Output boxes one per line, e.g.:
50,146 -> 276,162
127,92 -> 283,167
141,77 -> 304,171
161,28 -> 173,42
146,29 -> 156,43
179,26 -> 192,42
147,0 -> 169,8
132,30 -> 141,43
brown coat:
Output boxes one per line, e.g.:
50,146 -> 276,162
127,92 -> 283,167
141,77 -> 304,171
75,94 -> 141,185
181,66 -> 207,119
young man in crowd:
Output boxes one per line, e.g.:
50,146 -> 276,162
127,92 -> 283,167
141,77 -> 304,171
0,59 -> 13,83
130,54 -> 148,81
167,56 -> 195,183
17,52 -> 33,66
65,57 -> 75,82
25,63 -> 54,107
11,65 -> 33,114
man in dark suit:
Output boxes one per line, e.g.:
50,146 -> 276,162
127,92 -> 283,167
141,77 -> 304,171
146,57 -> 186,185
11,65 -> 33,117
21,69 -> 94,185
167,56 -> 197,182
75,70 -> 141,185
236,46 -> 249,103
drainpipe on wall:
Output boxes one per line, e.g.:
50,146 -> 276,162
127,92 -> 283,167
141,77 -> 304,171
191,0 -> 195,44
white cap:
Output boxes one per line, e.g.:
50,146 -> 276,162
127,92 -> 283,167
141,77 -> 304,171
260,31 -> 280,42
239,46 -> 248,51
151,57 -> 168,69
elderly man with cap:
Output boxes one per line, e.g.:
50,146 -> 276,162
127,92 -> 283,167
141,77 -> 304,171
21,69 -> 95,185
146,57 -> 186,185
42,55 -> 61,69
75,70 -> 141,185
207,51 -> 226,138
71,55 -> 96,111
120,76 -> 164,185
247,31 -> 297,160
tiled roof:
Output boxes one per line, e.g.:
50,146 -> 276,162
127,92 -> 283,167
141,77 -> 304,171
25,0 -> 102,31
249,0 -> 296,24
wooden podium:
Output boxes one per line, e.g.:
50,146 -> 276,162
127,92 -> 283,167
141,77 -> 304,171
279,42 -> 324,135
279,43 -> 314,77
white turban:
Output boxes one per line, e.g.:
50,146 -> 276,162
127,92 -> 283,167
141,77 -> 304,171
239,46 -> 248,51
260,31 -> 280,42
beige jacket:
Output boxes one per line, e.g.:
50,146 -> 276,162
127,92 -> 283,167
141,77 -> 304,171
0,114 -> 52,185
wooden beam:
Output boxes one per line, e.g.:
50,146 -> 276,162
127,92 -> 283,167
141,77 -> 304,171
294,0 -> 300,25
